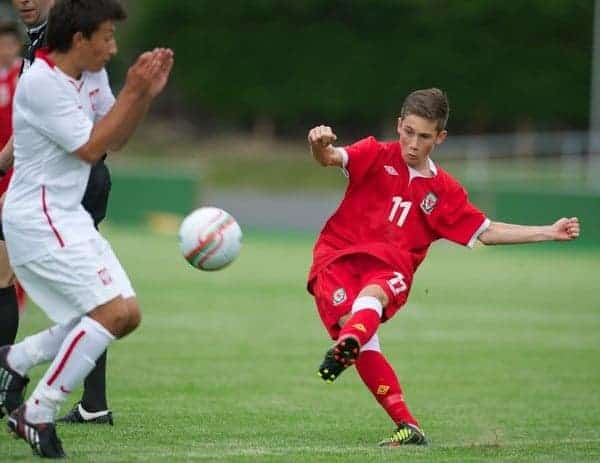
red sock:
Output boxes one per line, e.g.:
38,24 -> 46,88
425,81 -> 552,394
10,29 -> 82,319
338,309 -> 380,346
355,350 -> 418,427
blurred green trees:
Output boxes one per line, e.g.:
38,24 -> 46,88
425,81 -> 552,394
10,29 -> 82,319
124,0 -> 592,133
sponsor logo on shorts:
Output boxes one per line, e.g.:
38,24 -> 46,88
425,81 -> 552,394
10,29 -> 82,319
97,268 -> 113,286
421,192 -> 438,214
332,288 -> 347,306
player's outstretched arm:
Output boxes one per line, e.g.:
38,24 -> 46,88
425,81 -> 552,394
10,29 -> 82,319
308,125 -> 343,167
478,217 -> 580,245
76,48 -> 174,162
0,136 -> 14,173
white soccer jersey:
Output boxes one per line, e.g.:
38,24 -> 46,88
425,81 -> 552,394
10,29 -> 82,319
2,50 -> 115,265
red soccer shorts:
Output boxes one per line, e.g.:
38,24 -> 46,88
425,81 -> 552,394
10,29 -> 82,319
309,253 -> 413,340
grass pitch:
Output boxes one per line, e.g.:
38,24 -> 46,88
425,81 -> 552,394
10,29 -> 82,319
3,226 -> 599,462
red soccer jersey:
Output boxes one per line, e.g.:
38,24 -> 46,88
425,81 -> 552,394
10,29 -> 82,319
308,136 -> 488,289
0,60 -> 21,148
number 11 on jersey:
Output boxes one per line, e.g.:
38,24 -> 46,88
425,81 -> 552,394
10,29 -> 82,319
388,196 -> 412,227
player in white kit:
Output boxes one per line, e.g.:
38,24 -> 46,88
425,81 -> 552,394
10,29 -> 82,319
0,0 -> 173,458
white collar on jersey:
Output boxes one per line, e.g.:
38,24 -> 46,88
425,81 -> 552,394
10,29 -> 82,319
408,157 -> 437,181
338,146 -> 437,180
27,21 -> 47,36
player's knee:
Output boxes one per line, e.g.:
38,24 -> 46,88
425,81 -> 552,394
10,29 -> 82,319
126,299 -> 142,333
357,284 -> 389,307
108,302 -> 130,336
87,296 -> 131,337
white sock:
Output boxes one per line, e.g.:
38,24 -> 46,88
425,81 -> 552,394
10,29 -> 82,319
25,317 -> 114,424
6,320 -> 79,376
360,333 -> 381,353
351,296 -> 383,316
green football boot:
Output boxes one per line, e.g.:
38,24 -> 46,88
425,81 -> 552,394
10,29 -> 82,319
378,422 -> 428,447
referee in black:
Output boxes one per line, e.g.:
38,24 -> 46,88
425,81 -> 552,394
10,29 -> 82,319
0,0 -> 114,425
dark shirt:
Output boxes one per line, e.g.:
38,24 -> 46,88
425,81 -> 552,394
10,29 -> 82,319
20,22 -> 47,75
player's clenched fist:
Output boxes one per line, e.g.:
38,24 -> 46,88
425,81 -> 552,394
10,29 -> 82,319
308,125 -> 338,148
552,217 -> 580,241
308,125 -> 344,167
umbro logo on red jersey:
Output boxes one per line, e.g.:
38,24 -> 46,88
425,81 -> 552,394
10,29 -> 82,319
384,165 -> 399,176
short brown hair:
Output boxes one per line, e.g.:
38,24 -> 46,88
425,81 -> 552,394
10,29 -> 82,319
48,0 -> 127,52
400,88 -> 449,131
0,20 -> 21,40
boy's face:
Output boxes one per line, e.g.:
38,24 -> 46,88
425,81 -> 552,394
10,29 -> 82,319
75,21 -> 118,73
12,0 -> 54,28
397,114 -> 447,170
0,34 -> 21,68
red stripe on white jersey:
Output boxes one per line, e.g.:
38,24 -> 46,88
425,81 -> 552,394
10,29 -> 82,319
41,186 -> 65,247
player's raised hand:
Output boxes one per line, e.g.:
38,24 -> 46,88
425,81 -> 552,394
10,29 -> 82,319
146,48 -> 174,97
125,48 -> 174,98
124,51 -> 152,94
308,125 -> 337,149
551,217 -> 580,241
308,125 -> 344,167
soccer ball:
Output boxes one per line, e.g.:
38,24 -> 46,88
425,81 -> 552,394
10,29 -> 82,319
178,207 -> 242,270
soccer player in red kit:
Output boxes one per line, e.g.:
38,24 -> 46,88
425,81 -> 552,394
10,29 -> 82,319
307,88 -> 580,447
0,21 -> 21,189
0,21 -> 25,312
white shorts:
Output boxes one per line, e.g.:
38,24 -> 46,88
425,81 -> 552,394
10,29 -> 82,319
13,237 -> 135,324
